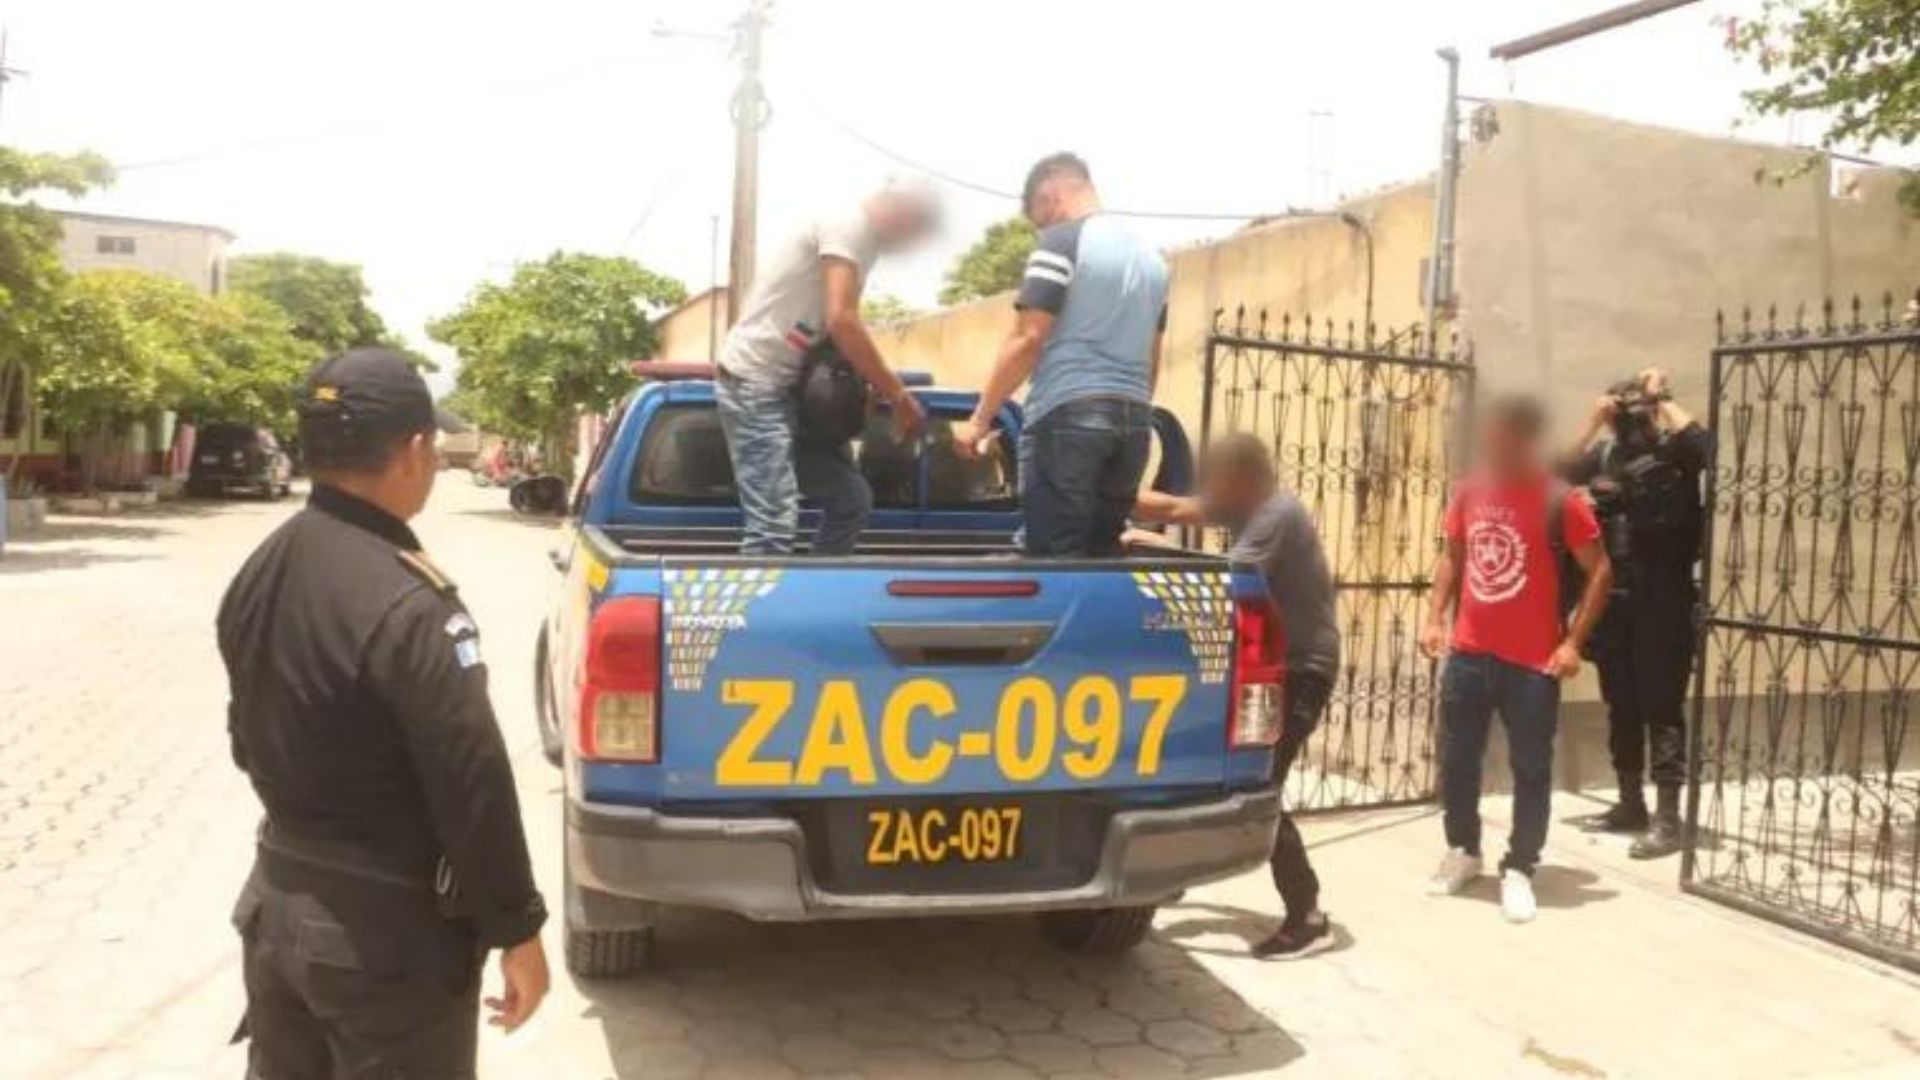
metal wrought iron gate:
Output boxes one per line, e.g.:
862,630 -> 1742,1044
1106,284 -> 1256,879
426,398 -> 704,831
1201,308 -> 1473,814
1684,294 -> 1920,973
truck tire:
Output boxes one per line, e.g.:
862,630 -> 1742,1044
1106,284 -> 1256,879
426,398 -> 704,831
533,632 -> 563,767
1039,906 -> 1157,952
563,845 -> 654,978
565,922 -> 653,979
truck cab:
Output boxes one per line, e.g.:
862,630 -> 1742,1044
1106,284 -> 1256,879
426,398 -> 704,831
537,365 -> 1283,976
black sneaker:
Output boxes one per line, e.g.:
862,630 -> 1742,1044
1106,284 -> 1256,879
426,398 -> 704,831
1578,801 -> 1649,834
1252,912 -> 1332,958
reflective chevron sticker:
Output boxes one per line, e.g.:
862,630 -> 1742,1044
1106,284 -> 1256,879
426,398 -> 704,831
1132,569 -> 1234,684
663,567 -> 785,692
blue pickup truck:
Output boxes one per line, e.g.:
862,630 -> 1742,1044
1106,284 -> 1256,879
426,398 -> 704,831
536,363 -> 1285,976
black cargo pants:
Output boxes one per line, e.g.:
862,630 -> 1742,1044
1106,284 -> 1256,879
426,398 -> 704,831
1270,670 -> 1333,920
232,855 -> 483,1080
1592,589 -> 1696,791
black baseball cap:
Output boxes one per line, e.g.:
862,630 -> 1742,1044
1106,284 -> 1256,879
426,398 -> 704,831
299,347 -> 465,468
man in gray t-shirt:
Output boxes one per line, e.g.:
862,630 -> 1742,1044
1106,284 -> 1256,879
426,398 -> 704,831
716,179 -> 938,554
1133,433 -> 1340,958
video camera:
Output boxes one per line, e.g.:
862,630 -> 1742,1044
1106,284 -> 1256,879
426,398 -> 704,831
1605,377 -> 1667,453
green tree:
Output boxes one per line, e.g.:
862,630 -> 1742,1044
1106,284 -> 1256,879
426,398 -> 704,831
176,293 -> 321,435
939,217 -> 1036,305
429,251 -> 686,478
229,253 -> 393,355
36,271 -> 206,490
1728,0 -> 1920,211
860,293 -> 922,326
0,147 -> 114,488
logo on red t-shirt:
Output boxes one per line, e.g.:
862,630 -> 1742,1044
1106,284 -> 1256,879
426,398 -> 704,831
1465,508 -> 1529,604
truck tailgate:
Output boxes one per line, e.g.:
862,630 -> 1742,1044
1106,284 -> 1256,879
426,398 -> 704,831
655,560 -> 1237,800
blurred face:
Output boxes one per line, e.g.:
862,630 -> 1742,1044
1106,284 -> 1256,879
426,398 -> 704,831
869,195 -> 937,253
1024,179 -> 1068,229
1201,463 -> 1271,529
1477,416 -> 1540,479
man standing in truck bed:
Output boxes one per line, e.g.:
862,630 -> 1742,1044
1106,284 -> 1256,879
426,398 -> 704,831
717,178 -> 939,555
956,153 -> 1169,556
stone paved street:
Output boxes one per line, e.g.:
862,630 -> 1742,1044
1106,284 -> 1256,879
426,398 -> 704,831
2,480 -> 1917,1079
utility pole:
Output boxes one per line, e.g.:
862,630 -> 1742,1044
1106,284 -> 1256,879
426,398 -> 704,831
725,0 -> 772,328
1424,47 -> 1462,350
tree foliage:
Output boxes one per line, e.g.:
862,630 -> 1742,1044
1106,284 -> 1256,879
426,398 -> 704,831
938,217 -> 1036,305
178,293 -> 322,434
860,293 -> 922,326
35,272 -> 204,487
1728,0 -> 1920,211
0,147 -> 115,472
0,148 -> 116,344
229,253 -> 390,355
34,271 -> 316,486
429,252 -> 686,474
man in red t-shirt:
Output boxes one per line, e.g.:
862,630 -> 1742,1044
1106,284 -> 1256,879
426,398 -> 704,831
1419,395 -> 1612,923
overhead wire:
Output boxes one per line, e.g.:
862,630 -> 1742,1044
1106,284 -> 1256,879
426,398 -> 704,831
792,91 -> 1326,223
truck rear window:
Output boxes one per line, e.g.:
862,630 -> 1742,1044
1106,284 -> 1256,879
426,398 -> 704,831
627,404 -> 1016,510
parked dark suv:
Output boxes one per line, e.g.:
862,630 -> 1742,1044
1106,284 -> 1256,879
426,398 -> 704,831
187,423 -> 292,500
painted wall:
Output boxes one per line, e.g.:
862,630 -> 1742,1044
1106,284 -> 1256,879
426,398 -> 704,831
873,182 -> 1437,447
877,101 -> 1920,448
654,287 -> 728,365
1456,101 -> 1920,426
55,213 -> 232,297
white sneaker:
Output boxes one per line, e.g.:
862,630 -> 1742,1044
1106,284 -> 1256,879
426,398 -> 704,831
1426,848 -> 1482,896
1501,869 -> 1537,923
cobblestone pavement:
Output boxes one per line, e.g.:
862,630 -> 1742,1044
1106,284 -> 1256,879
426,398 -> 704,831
3,480 -> 1917,1079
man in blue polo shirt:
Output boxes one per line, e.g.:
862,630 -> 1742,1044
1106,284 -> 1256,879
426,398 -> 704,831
955,153 -> 1169,555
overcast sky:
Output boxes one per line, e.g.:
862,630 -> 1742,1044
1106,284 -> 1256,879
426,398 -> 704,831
0,0 -> 1863,388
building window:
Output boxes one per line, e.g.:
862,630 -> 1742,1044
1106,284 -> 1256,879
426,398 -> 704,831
96,235 -> 137,255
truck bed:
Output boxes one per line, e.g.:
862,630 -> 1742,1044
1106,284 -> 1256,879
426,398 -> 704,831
593,523 -> 1209,563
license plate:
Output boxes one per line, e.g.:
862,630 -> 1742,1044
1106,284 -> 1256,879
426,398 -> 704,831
199,454 -> 219,464
865,804 -> 1023,866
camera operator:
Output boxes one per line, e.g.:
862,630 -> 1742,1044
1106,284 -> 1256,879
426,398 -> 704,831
1563,367 -> 1711,858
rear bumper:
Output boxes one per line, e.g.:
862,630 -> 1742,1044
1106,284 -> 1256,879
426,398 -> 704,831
565,788 -> 1280,925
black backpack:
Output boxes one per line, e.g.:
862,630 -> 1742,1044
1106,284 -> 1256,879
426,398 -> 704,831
794,338 -> 870,445
1546,481 -> 1587,630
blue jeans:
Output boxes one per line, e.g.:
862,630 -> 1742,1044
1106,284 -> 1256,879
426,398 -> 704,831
1017,397 -> 1152,556
716,371 -> 872,555
1440,652 -> 1560,875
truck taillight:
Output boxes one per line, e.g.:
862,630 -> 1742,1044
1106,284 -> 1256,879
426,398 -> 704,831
580,596 -> 661,763
1229,596 -> 1286,748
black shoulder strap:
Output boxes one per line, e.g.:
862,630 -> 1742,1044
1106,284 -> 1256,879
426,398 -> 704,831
1546,481 -> 1569,558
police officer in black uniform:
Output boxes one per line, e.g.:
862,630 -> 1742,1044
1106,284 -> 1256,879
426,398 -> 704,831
1565,366 -> 1711,859
219,347 -> 549,1078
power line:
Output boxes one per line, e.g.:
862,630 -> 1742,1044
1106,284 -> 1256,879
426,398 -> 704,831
798,95 -> 1307,222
